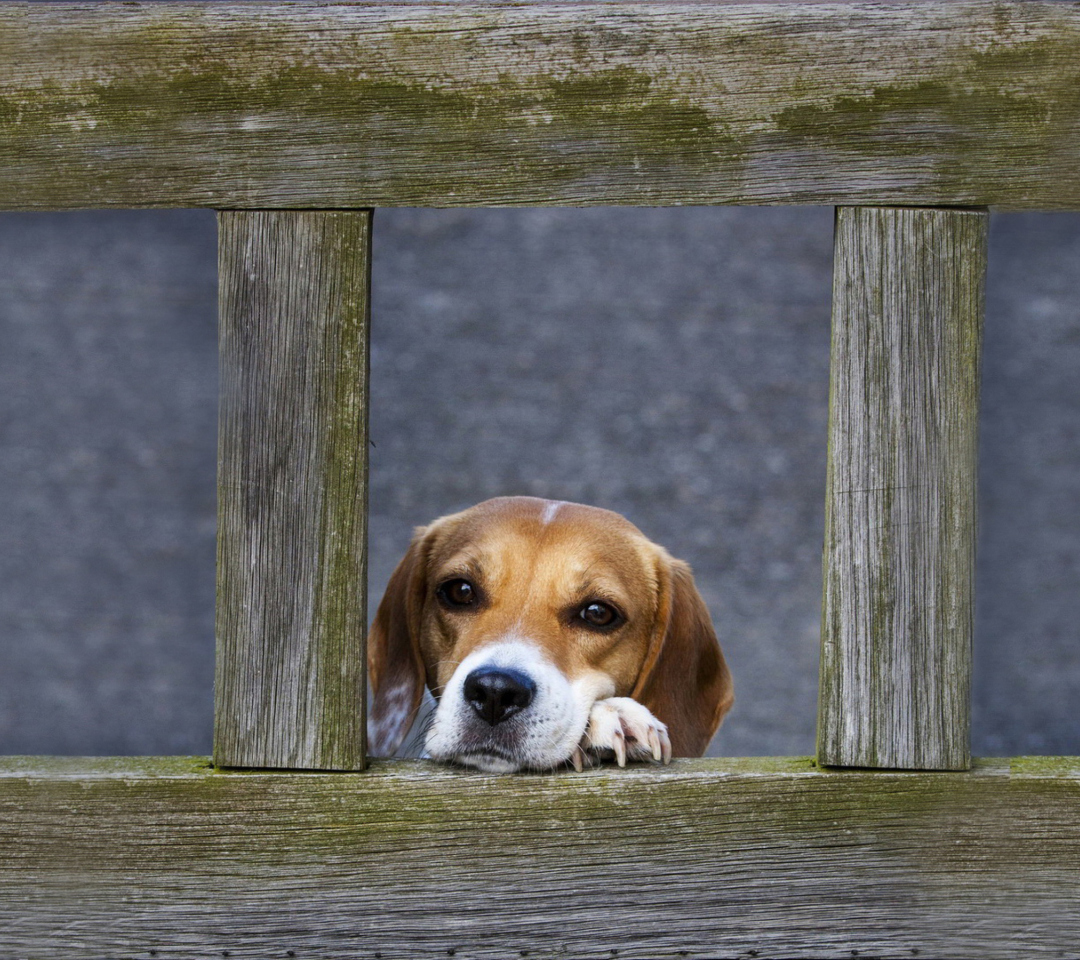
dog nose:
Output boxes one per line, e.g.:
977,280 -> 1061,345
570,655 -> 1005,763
463,667 -> 536,726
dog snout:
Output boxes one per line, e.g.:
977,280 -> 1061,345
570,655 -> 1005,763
463,666 -> 536,726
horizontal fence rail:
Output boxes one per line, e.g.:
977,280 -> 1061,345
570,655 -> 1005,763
1,758 -> 1079,959
1,1 -> 1079,210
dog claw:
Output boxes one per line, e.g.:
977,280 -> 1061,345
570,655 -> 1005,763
612,729 -> 627,767
647,727 -> 662,762
570,745 -> 585,772
660,728 -> 672,764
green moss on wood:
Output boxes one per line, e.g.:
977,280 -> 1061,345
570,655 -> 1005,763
309,213 -> 372,769
1010,756 -> 1080,778
2,755 -> 1075,783
772,36 -> 1080,201
0,58 -> 745,204
3,4 -> 1080,207
0,756 -> 213,779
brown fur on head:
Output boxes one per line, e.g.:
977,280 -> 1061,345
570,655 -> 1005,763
368,497 -> 733,770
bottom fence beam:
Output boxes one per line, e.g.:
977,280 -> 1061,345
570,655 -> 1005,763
0,757 -> 1077,959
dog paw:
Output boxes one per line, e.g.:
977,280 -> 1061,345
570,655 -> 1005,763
572,697 -> 672,770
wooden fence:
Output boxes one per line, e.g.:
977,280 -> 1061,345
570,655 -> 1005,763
1,2 -> 1078,957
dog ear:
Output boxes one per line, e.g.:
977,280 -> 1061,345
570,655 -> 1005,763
367,530 -> 429,758
632,556 -> 734,756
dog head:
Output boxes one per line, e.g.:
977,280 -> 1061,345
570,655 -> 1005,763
368,496 -> 733,772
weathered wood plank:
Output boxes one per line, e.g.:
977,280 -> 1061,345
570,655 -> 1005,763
2,2 -> 1080,209
215,210 -> 370,771
0,757 -> 1077,958
819,207 -> 987,771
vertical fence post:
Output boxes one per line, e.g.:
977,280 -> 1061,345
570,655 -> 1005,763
214,210 -> 371,771
818,206 -> 987,771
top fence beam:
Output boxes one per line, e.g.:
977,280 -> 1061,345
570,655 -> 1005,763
2,1 -> 1079,211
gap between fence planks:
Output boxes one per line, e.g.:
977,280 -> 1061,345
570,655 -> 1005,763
215,210 -> 371,771
819,207 -> 987,771
1,2 -> 1080,209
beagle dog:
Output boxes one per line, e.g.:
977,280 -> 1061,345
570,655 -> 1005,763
368,496 -> 733,773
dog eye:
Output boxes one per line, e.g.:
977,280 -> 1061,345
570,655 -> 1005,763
578,601 -> 621,629
437,578 -> 477,607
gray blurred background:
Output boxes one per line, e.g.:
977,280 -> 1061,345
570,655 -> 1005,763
0,207 -> 1076,758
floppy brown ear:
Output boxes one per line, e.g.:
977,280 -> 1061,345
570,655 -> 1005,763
367,531 -> 428,757
632,556 -> 733,756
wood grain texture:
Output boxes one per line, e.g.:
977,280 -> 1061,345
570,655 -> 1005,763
0,757 -> 1078,958
819,207 -> 987,771
215,210 -> 370,771
2,2 -> 1080,209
